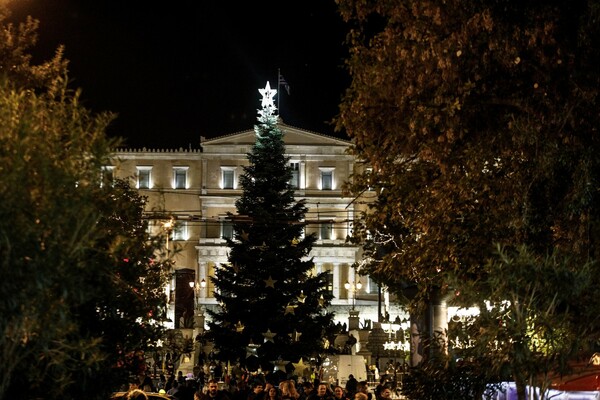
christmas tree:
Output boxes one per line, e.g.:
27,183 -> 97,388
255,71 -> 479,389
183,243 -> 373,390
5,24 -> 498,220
206,82 -> 335,372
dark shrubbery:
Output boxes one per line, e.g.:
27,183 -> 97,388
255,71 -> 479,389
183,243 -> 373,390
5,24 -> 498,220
402,355 -> 502,400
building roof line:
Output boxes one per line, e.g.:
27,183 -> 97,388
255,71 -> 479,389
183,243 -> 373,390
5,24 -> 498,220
113,147 -> 202,153
201,122 -> 350,145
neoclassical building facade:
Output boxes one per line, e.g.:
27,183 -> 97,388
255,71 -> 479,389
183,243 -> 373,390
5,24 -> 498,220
111,123 -> 403,335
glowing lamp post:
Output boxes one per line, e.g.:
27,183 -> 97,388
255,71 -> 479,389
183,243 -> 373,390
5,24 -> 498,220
189,279 -> 207,309
162,218 -> 174,255
187,279 -> 208,366
345,279 -> 363,310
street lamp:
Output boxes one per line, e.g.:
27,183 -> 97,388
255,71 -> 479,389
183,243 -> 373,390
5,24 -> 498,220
162,218 -> 174,255
189,279 -> 207,309
345,279 -> 363,310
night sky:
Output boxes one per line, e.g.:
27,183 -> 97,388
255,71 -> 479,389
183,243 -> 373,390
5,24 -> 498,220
7,0 -> 350,149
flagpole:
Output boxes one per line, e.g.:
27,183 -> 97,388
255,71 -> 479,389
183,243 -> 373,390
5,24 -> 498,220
277,68 -> 281,113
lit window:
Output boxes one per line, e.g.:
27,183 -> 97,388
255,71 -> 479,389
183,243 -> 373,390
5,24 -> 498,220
221,167 -> 236,189
366,276 -> 379,295
221,221 -> 234,239
319,168 -> 334,190
173,167 -> 188,189
101,166 -> 114,187
327,272 -> 333,293
137,166 -> 152,189
320,218 -> 333,240
173,222 -> 188,241
290,162 -> 300,189
146,222 -> 154,237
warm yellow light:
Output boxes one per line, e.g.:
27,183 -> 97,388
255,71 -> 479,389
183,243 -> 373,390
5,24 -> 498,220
345,281 -> 362,291
163,219 -> 174,230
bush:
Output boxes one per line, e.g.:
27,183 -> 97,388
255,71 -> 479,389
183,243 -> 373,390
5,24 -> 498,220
401,355 -> 501,400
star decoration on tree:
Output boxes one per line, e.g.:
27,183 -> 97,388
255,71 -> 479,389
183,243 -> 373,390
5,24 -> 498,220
246,341 -> 259,357
284,304 -> 297,315
235,321 -> 245,333
273,360 -> 290,373
293,358 -> 308,376
264,276 -> 277,288
262,329 -> 276,343
297,290 -> 306,303
259,81 -> 277,110
318,294 -> 325,307
289,330 -> 302,342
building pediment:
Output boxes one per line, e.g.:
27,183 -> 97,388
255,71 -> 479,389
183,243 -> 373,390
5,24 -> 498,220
201,123 -> 350,152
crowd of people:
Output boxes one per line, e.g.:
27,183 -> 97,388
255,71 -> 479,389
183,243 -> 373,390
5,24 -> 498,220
119,369 -> 398,400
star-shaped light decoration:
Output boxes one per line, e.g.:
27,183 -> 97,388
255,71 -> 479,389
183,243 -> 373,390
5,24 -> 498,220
318,294 -> 325,307
259,81 -> 277,110
235,321 -> 245,333
262,329 -> 276,343
297,290 -> 306,303
284,303 -> 297,315
246,340 -> 259,357
273,360 -> 290,373
292,358 -> 308,376
264,276 -> 277,288
289,330 -> 302,342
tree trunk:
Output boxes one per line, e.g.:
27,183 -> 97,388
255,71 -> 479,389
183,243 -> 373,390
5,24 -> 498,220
409,287 -> 450,366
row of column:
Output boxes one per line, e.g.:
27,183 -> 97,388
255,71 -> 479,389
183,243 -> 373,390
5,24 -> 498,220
195,261 -> 354,304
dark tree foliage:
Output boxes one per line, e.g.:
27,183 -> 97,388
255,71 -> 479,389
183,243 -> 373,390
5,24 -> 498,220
0,5 -> 171,399
335,0 -> 600,398
0,5 -> 67,92
402,351 -> 501,400
207,84 -> 335,370
454,245 -> 600,399
335,0 -> 600,309
2,179 -> 171,400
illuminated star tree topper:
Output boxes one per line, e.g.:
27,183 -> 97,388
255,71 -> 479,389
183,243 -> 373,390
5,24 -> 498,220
257,81 -> 278,127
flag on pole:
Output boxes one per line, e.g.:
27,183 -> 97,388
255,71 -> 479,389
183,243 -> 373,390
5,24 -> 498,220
279,74 -> 291,95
